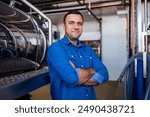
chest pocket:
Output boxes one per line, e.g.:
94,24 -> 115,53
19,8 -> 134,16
68,54 -> 93,68
68,54 -> 78,67
60,44 -> 78,67
84,55 -> 93,68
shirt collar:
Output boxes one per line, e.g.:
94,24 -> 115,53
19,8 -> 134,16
62,35 -> 84,47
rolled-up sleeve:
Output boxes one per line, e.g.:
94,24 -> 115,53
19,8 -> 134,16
90,48 -> 109,84
91,72 -> 107,84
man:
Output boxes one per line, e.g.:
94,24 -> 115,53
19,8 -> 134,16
47,10 -> 109,100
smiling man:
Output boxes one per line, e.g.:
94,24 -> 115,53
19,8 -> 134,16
47,10 -> 109,100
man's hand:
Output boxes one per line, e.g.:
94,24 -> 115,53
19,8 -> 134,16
80,68 -> 98,86
78,68 -> 92,84
87,68 -> 96,75
69,60 -> 97,85
84,78 -> 98,86
78,68 -> 96,85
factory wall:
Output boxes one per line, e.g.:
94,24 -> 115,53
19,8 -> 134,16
102,15 -> 128,80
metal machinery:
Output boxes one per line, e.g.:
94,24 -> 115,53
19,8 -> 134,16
0,1 -> 51,99
118,0 -> 150,100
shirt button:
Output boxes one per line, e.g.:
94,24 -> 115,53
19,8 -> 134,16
81,65 -> 84,67
80,56 -> 82,58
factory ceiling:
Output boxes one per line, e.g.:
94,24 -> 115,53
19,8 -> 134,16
1,0 -> 130,14
0,0 -> 132,24
25,0 -> 129,11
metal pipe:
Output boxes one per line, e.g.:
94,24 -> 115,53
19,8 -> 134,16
137,0 -> 147,78
28,3 -> 129,15
33,0 -> 77,7
137,59 -> 144,99
88,0 -> 91,10
34,0 -> 128,8
29,6 -> 86,14
144,0 -> 148,52
137,0 -> 142,52
143,0 -> 148,82
144,0 -> 148,32
20,0 -> 52,46
131,0 -> 135,55
76,0 -> 100,23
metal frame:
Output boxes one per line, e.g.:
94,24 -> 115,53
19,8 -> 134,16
20,0 -> 52,46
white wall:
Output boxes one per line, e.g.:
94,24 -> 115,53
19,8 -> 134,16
102,15 -> 128,80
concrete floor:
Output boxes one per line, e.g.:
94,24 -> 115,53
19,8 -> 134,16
30,81 -> 124,100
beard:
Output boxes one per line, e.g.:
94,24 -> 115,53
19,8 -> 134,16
69,36 -> 78,41
67,32 -> 82,41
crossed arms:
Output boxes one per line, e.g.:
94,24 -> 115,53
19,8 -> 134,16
69,61 -> 98,86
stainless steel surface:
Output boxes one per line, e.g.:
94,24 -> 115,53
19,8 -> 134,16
0,1 -> 47,62
0,1 -> 50,99
0,1 -> 49,77
21,0 -> 52,46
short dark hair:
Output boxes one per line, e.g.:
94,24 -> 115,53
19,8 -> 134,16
63,10 -> 84,24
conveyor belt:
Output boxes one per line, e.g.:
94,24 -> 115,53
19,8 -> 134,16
0,67 -> 50,99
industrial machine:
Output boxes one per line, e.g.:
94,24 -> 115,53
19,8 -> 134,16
0,1 -> 50,99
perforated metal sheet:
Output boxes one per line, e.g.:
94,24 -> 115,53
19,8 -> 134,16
0,67 -> 48,87
0,58 -> 39,78
0,67 -> 49,99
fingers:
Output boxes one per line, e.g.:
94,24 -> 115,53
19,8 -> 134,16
87,68 -> 96,75
84,78 -> 98,86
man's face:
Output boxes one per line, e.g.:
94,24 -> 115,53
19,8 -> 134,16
64,14 -> 83,41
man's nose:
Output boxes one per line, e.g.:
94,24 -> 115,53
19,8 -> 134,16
73,23 -> 79,29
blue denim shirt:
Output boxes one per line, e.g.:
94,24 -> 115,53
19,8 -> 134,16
47,36 -> 109,100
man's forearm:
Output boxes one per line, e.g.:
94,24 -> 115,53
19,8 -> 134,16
78,68 -> 92,84
79,68 -> 98,86
78,68 -> 96,85
69,61 -> 97,85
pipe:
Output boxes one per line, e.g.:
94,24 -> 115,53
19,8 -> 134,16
144,0 -> 148,52
131,0 -> 135,55
88,0 -> 91,10
137,0 -> 142,52
76,0 -> 100,23
144,0 -> 148,32
29,6 -> 86,14
137,59 -> 144,99
20,0 -> 52,46
34,0 -> 129,8
145,54 -> 150,99
28,2 -> 129,15
33,0 -> 77,7
143,0 -> 148,90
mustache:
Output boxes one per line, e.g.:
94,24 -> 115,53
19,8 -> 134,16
71,30 -> 80,33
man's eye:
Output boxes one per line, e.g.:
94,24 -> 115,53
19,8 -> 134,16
69,22 -> 74,24
78,22 -> 83,26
